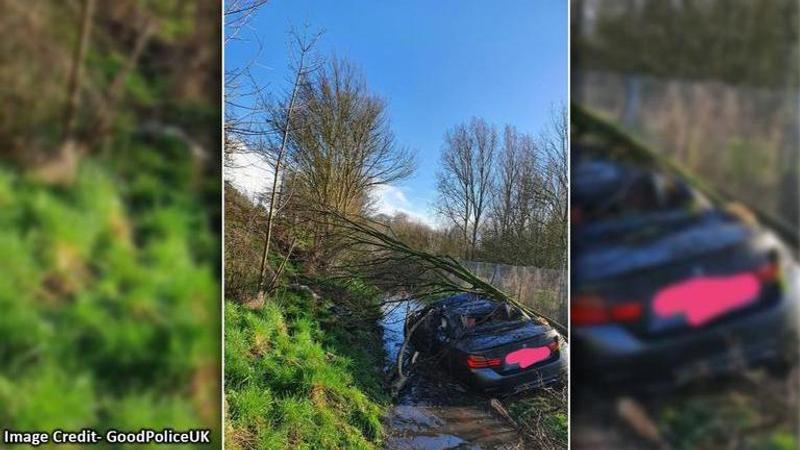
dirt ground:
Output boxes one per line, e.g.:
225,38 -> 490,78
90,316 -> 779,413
571,367 -> 800,450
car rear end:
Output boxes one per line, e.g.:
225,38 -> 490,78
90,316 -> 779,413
572,215 -> 799,385
451,321 -> 567,395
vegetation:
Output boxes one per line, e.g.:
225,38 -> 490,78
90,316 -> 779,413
225,160 -> 388,448
432,109 -> 568,268
225,3 -> 568,449
0,156 -> 219,443
656,375 -> 798,450
224,283 -> 388,449
0,0 -> 221,443
574,0 -> 799,88
507,386 -> 568,449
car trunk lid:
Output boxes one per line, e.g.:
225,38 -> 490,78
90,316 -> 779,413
574,217 -> 781,338
456,321 -> 560,374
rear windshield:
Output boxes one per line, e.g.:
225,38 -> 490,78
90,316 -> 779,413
446,303 -> 526,334
572,158 -> 701,231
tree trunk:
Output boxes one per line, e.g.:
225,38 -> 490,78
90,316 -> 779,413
256,51 -> 307,296
92,19 -> 155,152
62,0 -> 96,145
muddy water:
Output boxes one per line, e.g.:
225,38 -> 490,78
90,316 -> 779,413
379,300 -> 526,450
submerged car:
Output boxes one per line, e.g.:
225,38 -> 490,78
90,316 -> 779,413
571,151 -> 799,386
407,293 -> 566,395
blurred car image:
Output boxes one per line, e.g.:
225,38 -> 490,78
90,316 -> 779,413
571,148 -> 799,386
407,294 -> 567,395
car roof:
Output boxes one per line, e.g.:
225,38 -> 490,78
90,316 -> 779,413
433,293 -> 502,315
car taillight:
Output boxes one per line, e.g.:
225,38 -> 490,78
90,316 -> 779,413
609,302 -> 643,322
755,261 -> 781,283
571,295 -> 607,325
465,355 -> 502,369
572,295 -> 643,326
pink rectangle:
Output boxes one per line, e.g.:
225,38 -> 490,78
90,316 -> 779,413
505,347 -> 552,369
652,273 -> 761,327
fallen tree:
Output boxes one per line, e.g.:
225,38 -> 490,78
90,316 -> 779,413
310,207 -> 568,337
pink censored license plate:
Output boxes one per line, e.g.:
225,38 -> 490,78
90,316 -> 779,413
505,347 -> 551,369
653,273 -> 761,327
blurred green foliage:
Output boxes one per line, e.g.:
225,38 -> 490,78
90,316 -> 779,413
0,155 -> 219,446
0,0 -> 220,444
577,0 -> 799,88
659,388 -> 798,450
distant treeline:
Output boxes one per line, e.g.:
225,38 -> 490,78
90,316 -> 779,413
376,108 -> 568,270
573,0 -> 799,88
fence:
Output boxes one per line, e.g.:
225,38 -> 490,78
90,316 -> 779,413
463,261 -> 567,327
576,71 -> 799,230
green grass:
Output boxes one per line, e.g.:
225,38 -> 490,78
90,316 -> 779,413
225,283 -> 387,449
0,157 -> 220,447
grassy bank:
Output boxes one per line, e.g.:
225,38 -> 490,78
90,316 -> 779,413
0,158 -> 220,445
224,281 -> 388,449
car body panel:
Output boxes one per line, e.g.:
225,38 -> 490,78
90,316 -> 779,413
571,155 -> 799,385
408,294 -> 566,394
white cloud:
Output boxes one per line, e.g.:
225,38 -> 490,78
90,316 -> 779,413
225,151 -> 440,229
225,150 -> 274,204
373,185 -> 409,213
372,185 -> 439,228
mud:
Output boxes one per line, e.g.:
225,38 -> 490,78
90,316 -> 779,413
379,299 -> 527,450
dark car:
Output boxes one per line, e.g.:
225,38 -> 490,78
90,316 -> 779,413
571,153 -> 799,386
406,293 -> 566,395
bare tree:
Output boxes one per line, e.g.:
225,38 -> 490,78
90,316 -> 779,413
469,119 -> 497,257
223,0 -> 273,162
539,104 -> 568,267
484,126 -> 543,264
30,0 -> 97,184
224,0 -> 270,45
436,126 -> 473,257
496,128 -> 541,238
435,118 -> 497,259
433,110 -> 566,268
32,1 -> 157,183
493,126 -> 523,239
255,30 -> 321,299
286,57 -> 415,218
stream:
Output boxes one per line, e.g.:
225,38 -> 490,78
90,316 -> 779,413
379,299 -> 527,450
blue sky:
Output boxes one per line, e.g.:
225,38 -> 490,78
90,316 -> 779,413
226,0 -> 567,225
